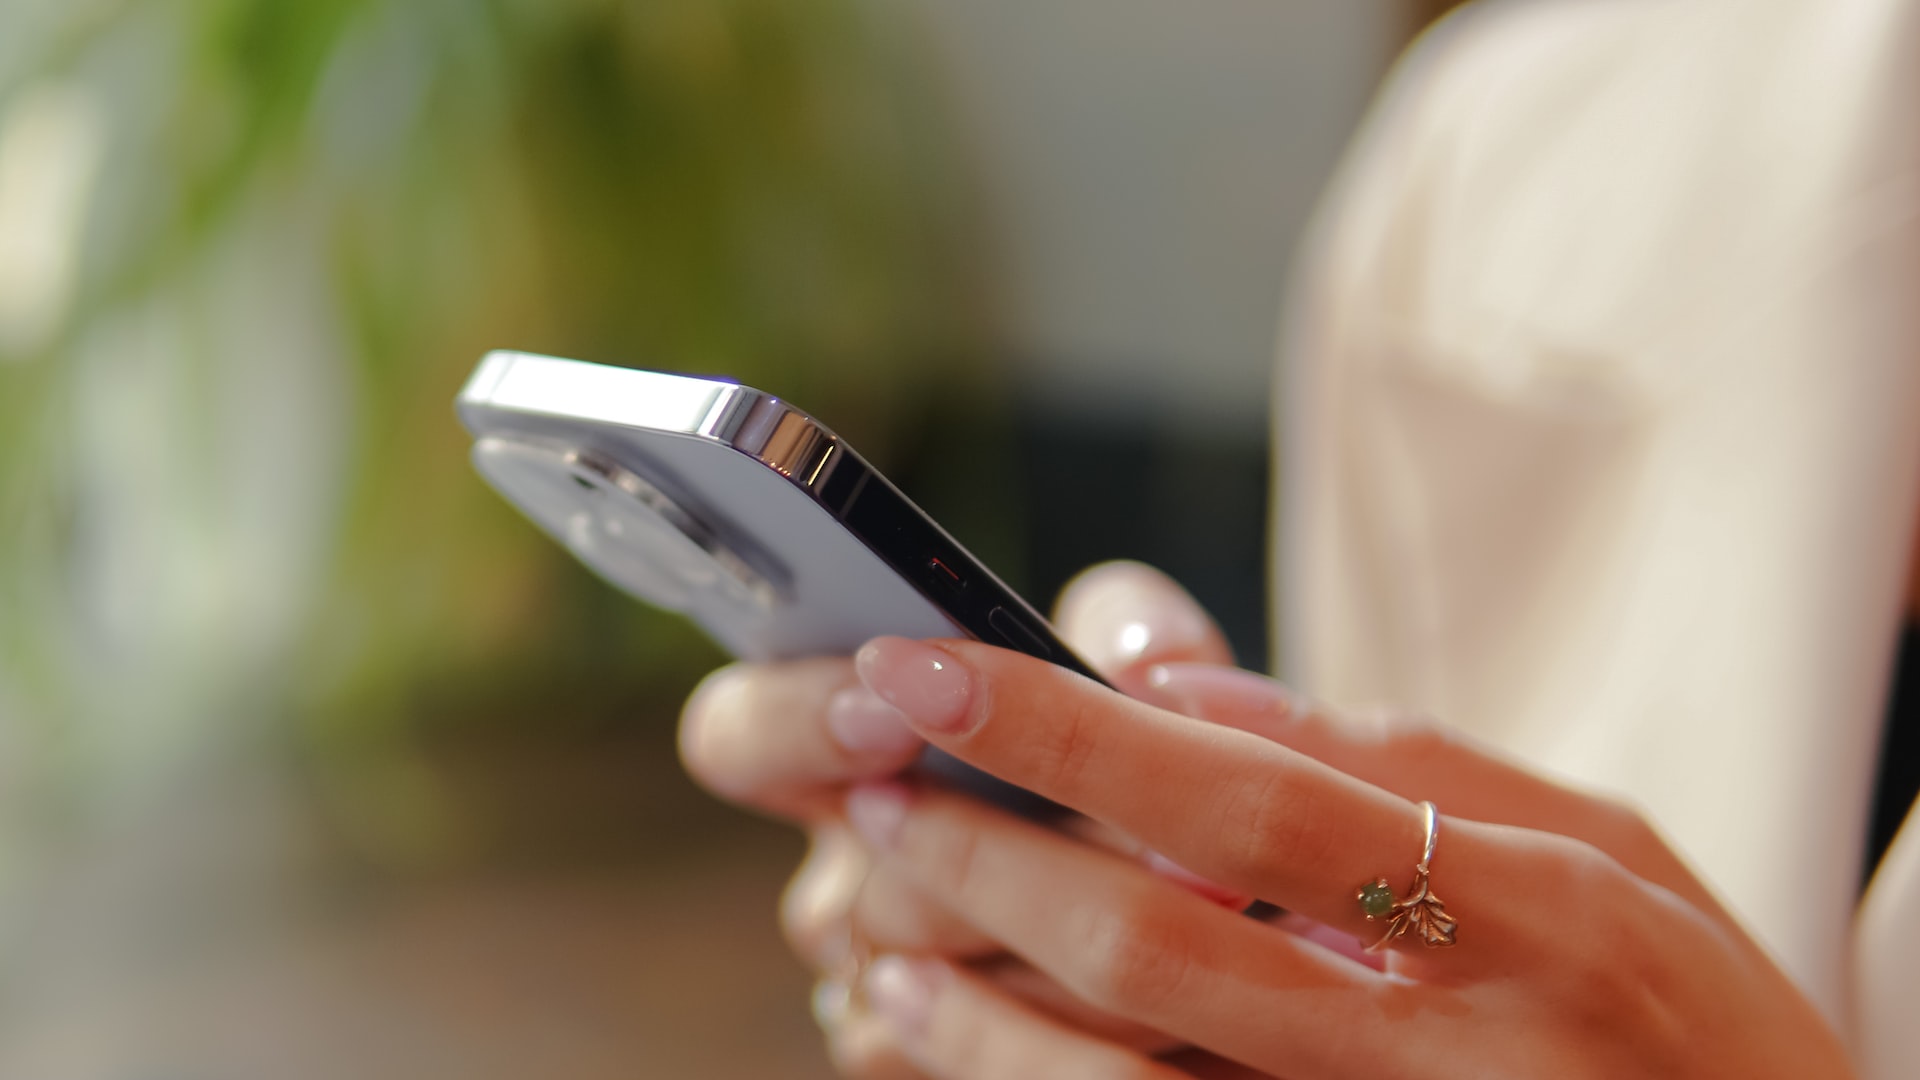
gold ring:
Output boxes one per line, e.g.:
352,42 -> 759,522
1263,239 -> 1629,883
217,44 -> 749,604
1355,800 -> 1458,951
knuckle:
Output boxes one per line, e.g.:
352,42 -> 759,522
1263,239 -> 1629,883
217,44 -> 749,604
1066,889 -> 1199,1016
1529,839 -> 1667,996
1585,794 -> 1666,864
1218,765 -> 1329,884
1538,836 -> 1632,913
1022,693 -> 1104,797
1377,710 -> 1458,766
1560,916 -> 1690,1069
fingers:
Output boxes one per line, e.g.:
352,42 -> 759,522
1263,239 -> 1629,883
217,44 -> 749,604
678,559 -> 1219,823
782,828 -> 876,971
1054,561 -> 1237,677
1152,1051 -> 1282,1080
783,827 -> 1000,973
1145,664 -> 1724,915
1054,563 -> 1250,906
679,658 -> 924,819
787,833 -> 1193,1058
972,958 -> 1188,1057
844,778 -> 1767,1080
787,831 -> 1200,1064
860,956 -> 1193,1080
846,784 -> 1385,1078
852,637 -> 1440,947
853,856 -> 1003,960
818,955 -> 1191,1069
811,977 -> 928,1080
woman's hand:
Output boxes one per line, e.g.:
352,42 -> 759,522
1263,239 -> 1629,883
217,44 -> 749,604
835,637 -> 1856,1079
677,563 -> 1247,1076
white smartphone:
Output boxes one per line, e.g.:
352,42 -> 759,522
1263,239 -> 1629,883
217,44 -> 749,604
456,350 -> 1103,820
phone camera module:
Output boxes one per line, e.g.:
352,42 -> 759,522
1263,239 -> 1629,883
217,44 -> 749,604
472,437 -> 785,614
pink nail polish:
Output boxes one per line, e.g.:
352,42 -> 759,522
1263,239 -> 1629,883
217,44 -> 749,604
1055,563 -> 1220,672
845,782 -> 911,849
863,955 -> 942,1039
826,687 -> 923,756
854,638 -> 976,734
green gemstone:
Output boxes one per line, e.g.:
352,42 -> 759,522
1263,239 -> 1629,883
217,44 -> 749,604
1358,880 -> 1396,919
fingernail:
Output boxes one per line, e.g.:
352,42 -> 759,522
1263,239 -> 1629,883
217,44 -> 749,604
845,782 -> 911,849
854,638 -> 976,734
1145,663 -> 1306,725
862,955 -> 942,1039
811,977 -> 853,1029
826,687 -> 923,756
1057,564 -> 1222,671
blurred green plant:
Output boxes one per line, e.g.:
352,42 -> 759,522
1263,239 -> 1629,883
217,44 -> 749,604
0,0 -> 990,867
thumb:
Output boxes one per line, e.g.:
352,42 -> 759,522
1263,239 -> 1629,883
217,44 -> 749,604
1051,561 -> 1234,682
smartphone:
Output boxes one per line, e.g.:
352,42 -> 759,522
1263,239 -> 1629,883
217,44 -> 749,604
456,350 -> 1101,820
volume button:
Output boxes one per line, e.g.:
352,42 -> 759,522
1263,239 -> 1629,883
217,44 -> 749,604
987,606 -> 1053,659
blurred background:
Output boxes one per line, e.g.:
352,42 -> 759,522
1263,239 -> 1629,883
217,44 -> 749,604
0,1 -> 1453,1075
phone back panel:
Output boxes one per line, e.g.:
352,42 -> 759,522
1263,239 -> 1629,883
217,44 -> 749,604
459,353 -> 967,659
457,352 -> 1079,821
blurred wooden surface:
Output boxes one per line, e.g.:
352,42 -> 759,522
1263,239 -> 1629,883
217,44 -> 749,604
0,732 -> 840,1080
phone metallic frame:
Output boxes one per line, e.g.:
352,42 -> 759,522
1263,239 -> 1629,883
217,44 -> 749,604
458,350 -> 1107,688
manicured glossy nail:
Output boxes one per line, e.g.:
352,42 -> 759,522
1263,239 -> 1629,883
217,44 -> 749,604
863,955 -> 942,1040
846,782 -> 911,849
1057,564 -> 1221,671
854,638 -> 976,734
826,687 -> 922,756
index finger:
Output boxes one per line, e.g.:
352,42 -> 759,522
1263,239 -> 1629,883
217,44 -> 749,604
853,637 -> 1538,957
678,562 -> 1231,823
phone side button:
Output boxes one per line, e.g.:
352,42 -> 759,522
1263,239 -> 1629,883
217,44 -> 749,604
986,606 -> 1053,659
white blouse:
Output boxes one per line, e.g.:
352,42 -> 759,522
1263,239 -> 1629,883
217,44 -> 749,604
1278,0 -> 1920,1074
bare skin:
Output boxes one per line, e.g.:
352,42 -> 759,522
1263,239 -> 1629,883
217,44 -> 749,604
679,563 -> 1852,1079
682,563 -> 1250,1076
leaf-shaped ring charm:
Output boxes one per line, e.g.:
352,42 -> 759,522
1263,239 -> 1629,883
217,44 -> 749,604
1355,801 -> 1458,952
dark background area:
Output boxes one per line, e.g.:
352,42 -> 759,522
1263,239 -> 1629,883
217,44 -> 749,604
893,400 -> 1271,668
